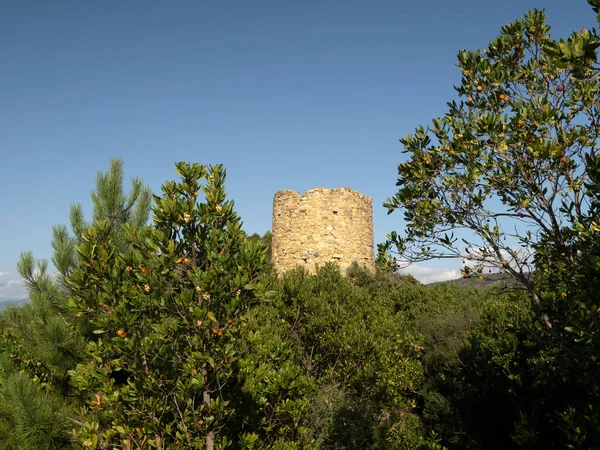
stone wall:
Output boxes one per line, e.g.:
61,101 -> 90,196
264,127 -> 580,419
272,187 -> 374,275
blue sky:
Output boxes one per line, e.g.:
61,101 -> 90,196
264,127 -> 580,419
0,0 -> 597,299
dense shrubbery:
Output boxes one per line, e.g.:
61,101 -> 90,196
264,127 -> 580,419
2,3 -> 600,449
268,264 -> 430,449
0,159 -> 537,449
0,157 -> 597,448
380,2 -> 600,449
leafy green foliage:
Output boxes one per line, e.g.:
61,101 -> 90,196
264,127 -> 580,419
269,264 -> 440,449
417,288 -> 537,449
0,158 -> 151,450
381,8 -> 600,329
233,296 -> 318,449
382,5 -> 600,448
68,163 -> 268,449
0,357 -> 77,450
524,147 -> 600,448
246,231 -> 273,266
4,9 -> 600,448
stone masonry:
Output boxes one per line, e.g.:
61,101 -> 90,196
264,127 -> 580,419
272,187 -> 375,275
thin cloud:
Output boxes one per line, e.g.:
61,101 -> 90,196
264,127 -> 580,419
0,273 -> 27,302
396,265 -> 461,284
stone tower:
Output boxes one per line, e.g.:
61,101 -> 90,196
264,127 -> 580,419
272,187 -> 375,275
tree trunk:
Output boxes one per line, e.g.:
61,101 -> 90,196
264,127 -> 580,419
202,362 -> 214,450
529,288 -> 553,330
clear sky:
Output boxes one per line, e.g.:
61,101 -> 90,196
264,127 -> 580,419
1,0 -> 597,300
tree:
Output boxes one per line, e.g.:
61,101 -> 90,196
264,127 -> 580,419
0,158 -> 151,449
380,6 -> 600,332
246,231 -> 272,265
380,3 -> 600,447
525,148 -> 600,446
68,163 -> 268,449
270,263 -> 437,449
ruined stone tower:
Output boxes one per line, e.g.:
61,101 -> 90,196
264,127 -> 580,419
272,187 -> 375,275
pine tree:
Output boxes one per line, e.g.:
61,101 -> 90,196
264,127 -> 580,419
0,158 -> 151,449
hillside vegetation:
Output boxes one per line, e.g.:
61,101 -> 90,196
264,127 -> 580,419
2,3 -> 600,449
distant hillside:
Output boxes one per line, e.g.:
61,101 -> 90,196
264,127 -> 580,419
433,272 -> 530,290
0,298 -> 28,312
